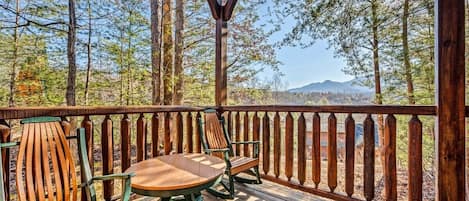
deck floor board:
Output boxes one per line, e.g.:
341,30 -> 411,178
134,178 -> 330,201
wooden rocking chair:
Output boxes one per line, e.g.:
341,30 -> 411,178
197,109 -> 261,199
0,117 -> 134,201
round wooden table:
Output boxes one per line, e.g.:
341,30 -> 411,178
124,153 -> 226,201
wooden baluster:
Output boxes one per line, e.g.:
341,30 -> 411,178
408,115 -> 422,201
101,115 -> 114,201
244,112 -> 250,157
137,114 -> 146,162
363,114 -> 375,201
227,111 -> 233,140
81,115 -> 94,201
262,112 -> 270,175
164,112 -> 171,155
0,120 -> 10,201
152,113 -> 159,157
312,112 -> 321,188
273,112 -> 281,178
121,114 -> 131,171
61,117 -> 72,183
328,113 -> 337,192
384,114 -> 397,201
345,114 -> 355,197
81,115 -> 94,173
298,113 -> 306,185
195,112 -> 202,153
176,112 -> 183,153
285,112 -> 293,181
186,112 -> 193,153
235,112 -> 241,156
253,112 -> 260,157
61,117 -> 71,136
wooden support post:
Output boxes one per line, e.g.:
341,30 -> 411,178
435,0 -> 465,200
215,18 -> 227,106
208,0 -> 238,106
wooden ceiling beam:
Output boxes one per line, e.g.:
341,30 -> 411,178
207,0 -> 220,20
223,0 -> 238,21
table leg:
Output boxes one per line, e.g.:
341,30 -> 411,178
183,192 -> 202,201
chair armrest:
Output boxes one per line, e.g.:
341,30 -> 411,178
231,141 -> 260,158
92,173 -> 134,201
231,141 -> 260,145
92,172 -> 135,182
204,148 -> 232,169
205,148 -> 230,153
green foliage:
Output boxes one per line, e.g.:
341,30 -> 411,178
0,0 -> 277,107
270,0 -> 439,169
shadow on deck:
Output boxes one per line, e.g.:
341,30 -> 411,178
134,178 -> 330,201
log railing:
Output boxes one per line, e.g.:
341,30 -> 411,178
0,104 -> 461,200
221,105 -> 438,201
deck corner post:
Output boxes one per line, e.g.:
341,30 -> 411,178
209,0 -> 238,106
435,0 -> 465,200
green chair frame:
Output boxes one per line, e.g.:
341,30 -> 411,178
0,117 -> 134,201
197,109 -> 262,199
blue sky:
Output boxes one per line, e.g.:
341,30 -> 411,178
256,2 -> 353,89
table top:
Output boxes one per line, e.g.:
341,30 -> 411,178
124,154 -> 226,191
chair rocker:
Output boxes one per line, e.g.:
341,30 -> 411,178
0,117 -> 134,201
197,109 -> 261,199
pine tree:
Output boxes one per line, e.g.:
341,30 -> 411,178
162,0 -> 173,105
173,0 -> 184,105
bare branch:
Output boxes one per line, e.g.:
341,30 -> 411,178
0,3 -> 66,32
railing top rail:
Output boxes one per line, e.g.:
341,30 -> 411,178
3,104 -> 469,119
0,105 -> 206,120
221,105 -> 438,115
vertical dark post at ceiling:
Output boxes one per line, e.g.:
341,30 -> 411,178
435,0 -> 465,200
208,0 -> 238,106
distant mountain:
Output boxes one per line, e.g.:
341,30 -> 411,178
288,79 -> 372,94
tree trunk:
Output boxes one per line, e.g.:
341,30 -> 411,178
66,0 -> 77,106
371,0 -> 385,172
173,0 -> 184,105
119,29 -> 125,106
84,0 -> 92,106
9,0 -> 20,107
402,0 -> 415,105
151,0 -> 161,105
162,0 -> 173,105
127,10 -> 133,106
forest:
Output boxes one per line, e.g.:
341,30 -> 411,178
0,0 -> 459,108
0,0 -> 278,107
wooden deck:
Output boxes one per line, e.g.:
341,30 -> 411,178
134,178 -> 330,201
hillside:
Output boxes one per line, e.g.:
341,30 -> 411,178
288,79 -> 372,94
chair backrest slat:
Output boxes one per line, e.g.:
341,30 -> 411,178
200,111 -> 233,158
54,122 -> 78,201
40,123 -> 54,201
44,122 -> 64,201
25,124 -> 36,201
16,119 -> 78,201
205,113 -> 228,149
34,123 -> 46,201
